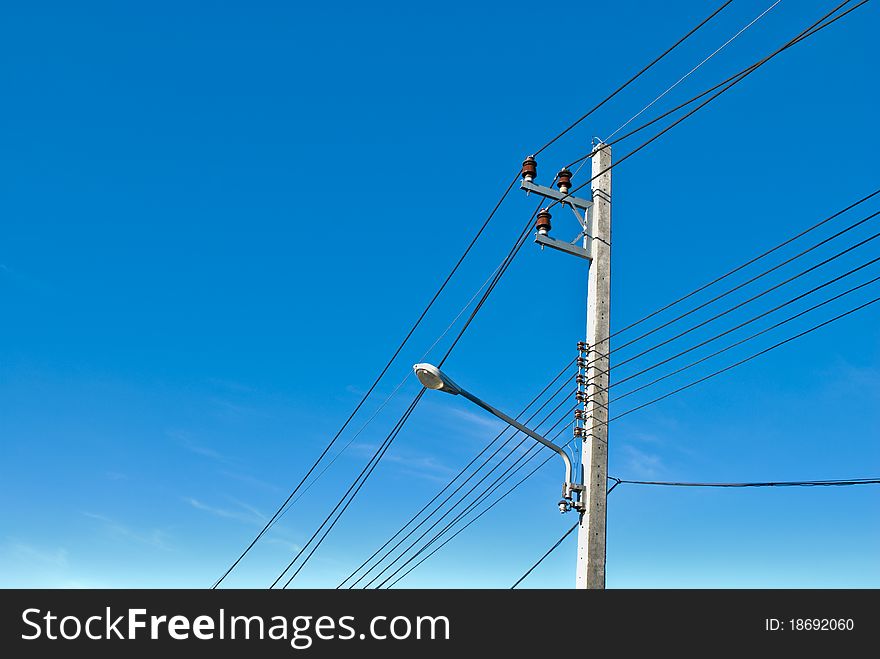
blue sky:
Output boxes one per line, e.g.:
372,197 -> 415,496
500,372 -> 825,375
1,0 -> 878,589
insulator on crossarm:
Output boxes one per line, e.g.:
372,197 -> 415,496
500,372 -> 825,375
521,155 -> 537,183
536,208 -> 552,235
577,341 -> 589,353
556,167 -> 572,194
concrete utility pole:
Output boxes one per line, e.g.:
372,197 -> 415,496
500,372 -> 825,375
576,143 -> 611,589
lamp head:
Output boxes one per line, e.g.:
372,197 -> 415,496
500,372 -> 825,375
413,363 -> 461,395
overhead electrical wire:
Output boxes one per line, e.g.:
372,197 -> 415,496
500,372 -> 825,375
608,477 -> 880,489
510,522 -> 579,590
533,0 -> 734,155
568,2 -> 863,171
510,476 -> 880,588
580,181 -> 878,361
598,291 -> 880,426
587,208 -> 880,374
606,264 -> 880,402
550,0 -> 868,211
605,0 -> 782,142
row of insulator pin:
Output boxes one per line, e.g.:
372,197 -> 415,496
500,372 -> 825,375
574,341 -> 590,440
522,155 -> 573,236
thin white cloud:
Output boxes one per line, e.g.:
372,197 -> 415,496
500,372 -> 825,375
346,442 -> 456,482
81,513 -> 170,550
168,429 -> 231,463
446,407 -> 507,434
184,497 -> 267,526
264,537 -> 302,552
205,378 -> 254,393
345,384 -> 368,397
620,445 -> 665,479
219,470 -> 282,493
3,541 -> 69,567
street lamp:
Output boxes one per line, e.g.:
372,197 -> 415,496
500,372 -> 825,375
413,363 -> 584,513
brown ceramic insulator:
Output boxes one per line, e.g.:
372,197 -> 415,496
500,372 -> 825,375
521,155 -> 537,180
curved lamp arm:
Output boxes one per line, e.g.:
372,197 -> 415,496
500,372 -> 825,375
413,363 -> 576,496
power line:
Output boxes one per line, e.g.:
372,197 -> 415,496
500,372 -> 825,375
567,0 -> 864,171
600,252 -> 880,397
608,477 -> 880,488
592,208 -> 880,374
510,522 -> 578,590
585,180 -> 878,355
608,267 -> 880,404
549,0 -> 867,211
579,201 -> 880,398
533,0 -> 734,156
605,0 -> 781,142
510,469 -> 627,590
510,475 -> 880,589
599,290 -> 880,426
